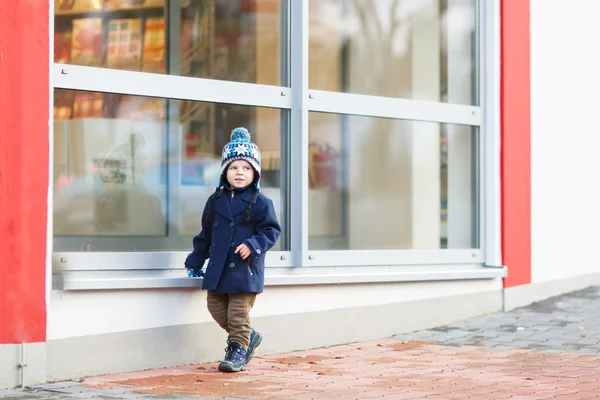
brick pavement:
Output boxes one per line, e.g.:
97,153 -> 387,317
2,286 -> 600,399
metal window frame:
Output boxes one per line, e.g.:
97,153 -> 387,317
54,264 -> 503,291
50,0 -> 505,286
307,90 -> 482,126
290,0 -> 310,267
53,251 -> 293,271
294,0 -> 491,269
53,64 -> 292,109
481,0 -> 503,268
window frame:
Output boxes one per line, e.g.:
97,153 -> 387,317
51,0 -> 505,288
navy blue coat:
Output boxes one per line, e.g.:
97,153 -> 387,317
184,186 -> 281,293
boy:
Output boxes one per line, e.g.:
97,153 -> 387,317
185,127 -> 281,372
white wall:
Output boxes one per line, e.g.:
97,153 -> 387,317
530,0 -> 600,283
48,279 -> 500,340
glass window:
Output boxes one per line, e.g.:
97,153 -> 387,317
308,112 -> 478,251
309,0 -> 477,105
53,89 -> 288,251
54,0 -> 285,86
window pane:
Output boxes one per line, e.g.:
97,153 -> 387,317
53,89 -> 287,251
308,112 -> 478,251
54,0 -> 284,86
309,0 -> 477,105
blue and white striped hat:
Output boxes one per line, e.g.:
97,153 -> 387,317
220,127 -> 261,187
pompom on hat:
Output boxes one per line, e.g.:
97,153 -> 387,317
220,127 -> 261,188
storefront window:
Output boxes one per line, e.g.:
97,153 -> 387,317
54,0 -> 284,86
53,89 -> 287,251
309,0 -> 476,105
51,0 -> 485,274
308,112 -> 478,250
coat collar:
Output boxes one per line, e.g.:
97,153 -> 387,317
212,186 -> 258,221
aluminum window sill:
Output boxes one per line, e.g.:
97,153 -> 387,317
52,265 -> 507,291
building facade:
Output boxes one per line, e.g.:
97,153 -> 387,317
2,0 -> 594,390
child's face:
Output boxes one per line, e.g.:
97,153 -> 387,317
226,160 -> 255,188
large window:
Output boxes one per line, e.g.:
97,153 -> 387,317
54,90 -> 287,251
309,0 -> 476,104
54,0 -> 283,85
52,0 -> 486,275
308,113 -> 477,251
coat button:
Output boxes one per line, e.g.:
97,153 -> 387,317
229,222 -> 234,227
212,243 -> 216,248
231,242 -> 235,247
229,262 -> 235,268
256,249 -> 261,254
214,222 -> 218,227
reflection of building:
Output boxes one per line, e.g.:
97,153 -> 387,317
2,0 -> 598,391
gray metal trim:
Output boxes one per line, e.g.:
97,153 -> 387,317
265,265 -> 506,285
52,248 -> 484,271
481,0 -> 503,268
302,249 -> 484,267
307,90 -> 482,126
53,64 -> 292,109
290,0 -> 309,267
56,276 -> 201,290
53,251 -> 293,270
54,264 -> 506,290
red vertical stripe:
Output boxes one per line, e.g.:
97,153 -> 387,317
501,0 -> 531,288
0,0 -> 49,343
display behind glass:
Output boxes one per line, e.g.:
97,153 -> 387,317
309,0 -> 477,105
53,89 -> 287,251
54,0 -> 284,86
308,112 -> 478,251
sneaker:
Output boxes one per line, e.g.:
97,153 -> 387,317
246,329 -> 262,364
218,342 -> 247,372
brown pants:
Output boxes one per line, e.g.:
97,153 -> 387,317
207,291 -> 257,350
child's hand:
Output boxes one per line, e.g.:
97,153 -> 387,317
186,267 -> 204,278
235,243 -> 252,260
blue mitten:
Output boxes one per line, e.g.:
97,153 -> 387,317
186,268 -> 204,278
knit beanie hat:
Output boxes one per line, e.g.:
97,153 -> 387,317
220,127 -> 261,188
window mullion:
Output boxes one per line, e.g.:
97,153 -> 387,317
290,0 -> 309,267
482,0 -> 502,268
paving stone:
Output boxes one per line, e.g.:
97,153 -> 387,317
3,285 -> 600,399
392,330 -> 440,341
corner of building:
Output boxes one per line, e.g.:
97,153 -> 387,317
0,0 -> 50,390
500,0 -> 532,307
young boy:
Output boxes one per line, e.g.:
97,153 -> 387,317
185,127 -> 281,373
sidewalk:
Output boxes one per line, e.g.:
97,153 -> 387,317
2,286 -> 600,399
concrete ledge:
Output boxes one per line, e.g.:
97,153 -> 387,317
47,288 -> 501,381
0,342 -> 46,390
504,272 -> 600,311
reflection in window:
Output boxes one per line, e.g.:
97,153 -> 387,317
309,0 -> 476,105
54,0 -> 283,85
53,89 -> 286,252
308,112 -> 478,251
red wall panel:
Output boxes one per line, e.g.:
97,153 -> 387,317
501,0 -> 532,288
0,0 -> 49,343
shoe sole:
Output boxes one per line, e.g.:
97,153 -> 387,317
218,361 -> 246,372
246,332 -> 263,364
